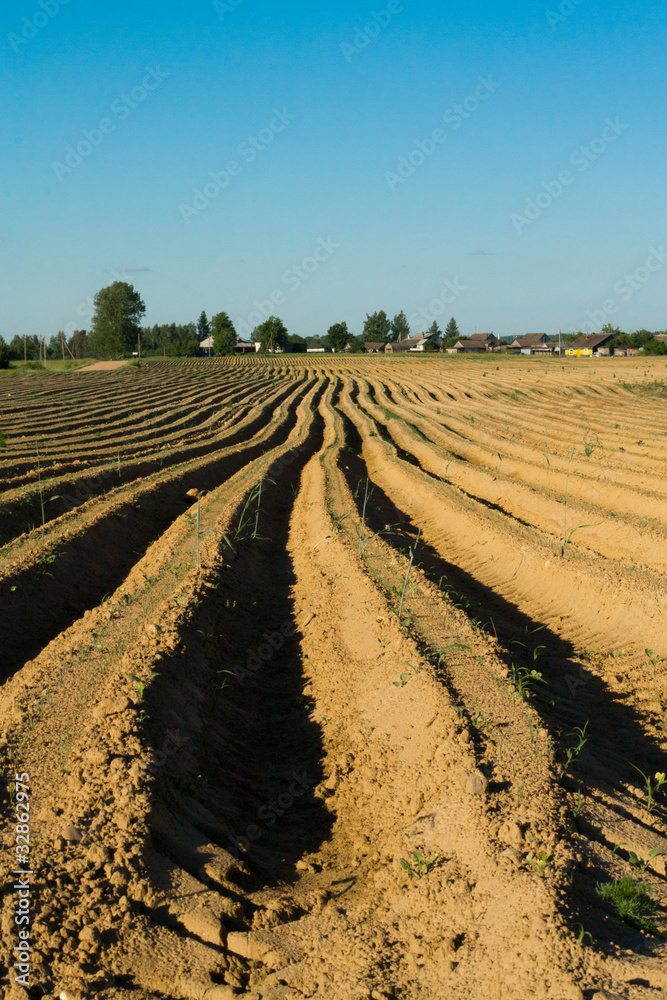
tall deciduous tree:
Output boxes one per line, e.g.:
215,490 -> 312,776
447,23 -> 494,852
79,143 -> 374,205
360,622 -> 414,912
390,311 -> 410,342
211,312 -> 236,355
254,316 -> 288,353
69,330 -> 88,359
88,282 -> 146,357
216,327 -> 237,355
363,310 -> 391,343
326,322 -> 350,352
0,338 -> 9,369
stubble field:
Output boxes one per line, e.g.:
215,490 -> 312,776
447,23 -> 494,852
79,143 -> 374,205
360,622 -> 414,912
0,354 -> 666,1000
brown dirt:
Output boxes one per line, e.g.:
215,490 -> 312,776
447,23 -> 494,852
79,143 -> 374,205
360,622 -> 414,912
0,356 -> 666,1000
79,362 -> 129,372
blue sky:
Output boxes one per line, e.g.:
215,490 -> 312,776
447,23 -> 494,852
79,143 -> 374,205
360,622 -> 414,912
1,0 -> 665,339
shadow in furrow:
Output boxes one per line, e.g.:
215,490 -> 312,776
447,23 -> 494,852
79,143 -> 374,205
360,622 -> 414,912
143,402 -> 331,926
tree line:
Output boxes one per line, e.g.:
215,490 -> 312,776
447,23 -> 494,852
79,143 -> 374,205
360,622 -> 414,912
1,282 -> 665,366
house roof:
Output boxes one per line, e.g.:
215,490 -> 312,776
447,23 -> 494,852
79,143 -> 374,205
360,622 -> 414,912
468,332 -> 496,342
654,334 -> 667,343
520,332 -> 552,346
566,333 -> 616,350
364,342 -> 386,350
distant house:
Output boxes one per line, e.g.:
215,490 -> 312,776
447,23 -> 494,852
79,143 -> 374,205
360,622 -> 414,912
253,342 -> 306,354
200,336 -> 254,355
451,333 -> 497,353
654,334 -> 667,344
565,332 -> 617,356
509,333 -> 553,355
364,342 -> 386,353
385,332 -> 440,353
408,334 -> 439,352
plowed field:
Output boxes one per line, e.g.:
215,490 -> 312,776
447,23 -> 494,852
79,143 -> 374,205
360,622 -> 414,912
1,355 -> 666,1000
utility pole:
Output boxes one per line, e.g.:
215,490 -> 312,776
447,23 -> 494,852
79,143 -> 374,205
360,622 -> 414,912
138,332 -> 141,360
23,336 -> 26,362
559,329 -> 562,356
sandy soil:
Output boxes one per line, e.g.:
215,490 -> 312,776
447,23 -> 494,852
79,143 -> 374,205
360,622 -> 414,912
79,361 -> 130,372
0,356 -> 665,1000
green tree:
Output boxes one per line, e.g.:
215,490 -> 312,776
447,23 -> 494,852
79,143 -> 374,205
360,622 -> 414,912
347,335 -> 364,353
326,322 -> 351,352
68,330 -> 88,358
423,338 -> 440,352
7,335 -> 38,360
216,327 -> 237,355
254,316 -> 288,353
211,312 -> 237,354
444,317 -> 460,340
390,311 -> 410,342
88,282 -> 146,357
170,339 -> 200,357
601,323 -> 624,336
0,338 -> 9,369
428,321 -> 442,338
197,311 -> 211,341
363,310 -> 391,343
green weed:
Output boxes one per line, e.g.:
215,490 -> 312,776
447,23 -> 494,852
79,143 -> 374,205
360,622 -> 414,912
596,876 -> 658,934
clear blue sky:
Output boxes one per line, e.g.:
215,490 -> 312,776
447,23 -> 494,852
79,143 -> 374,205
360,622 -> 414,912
1,0 -> 665,339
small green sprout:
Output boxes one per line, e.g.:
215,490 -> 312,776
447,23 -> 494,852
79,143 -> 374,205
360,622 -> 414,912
628,848 -> 661,872
127,671 -> 159,701
399,850 -> 437,878
631,765 -> 666,814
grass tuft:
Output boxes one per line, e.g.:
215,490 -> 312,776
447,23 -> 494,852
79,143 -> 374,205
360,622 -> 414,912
596,875 -> 658,934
